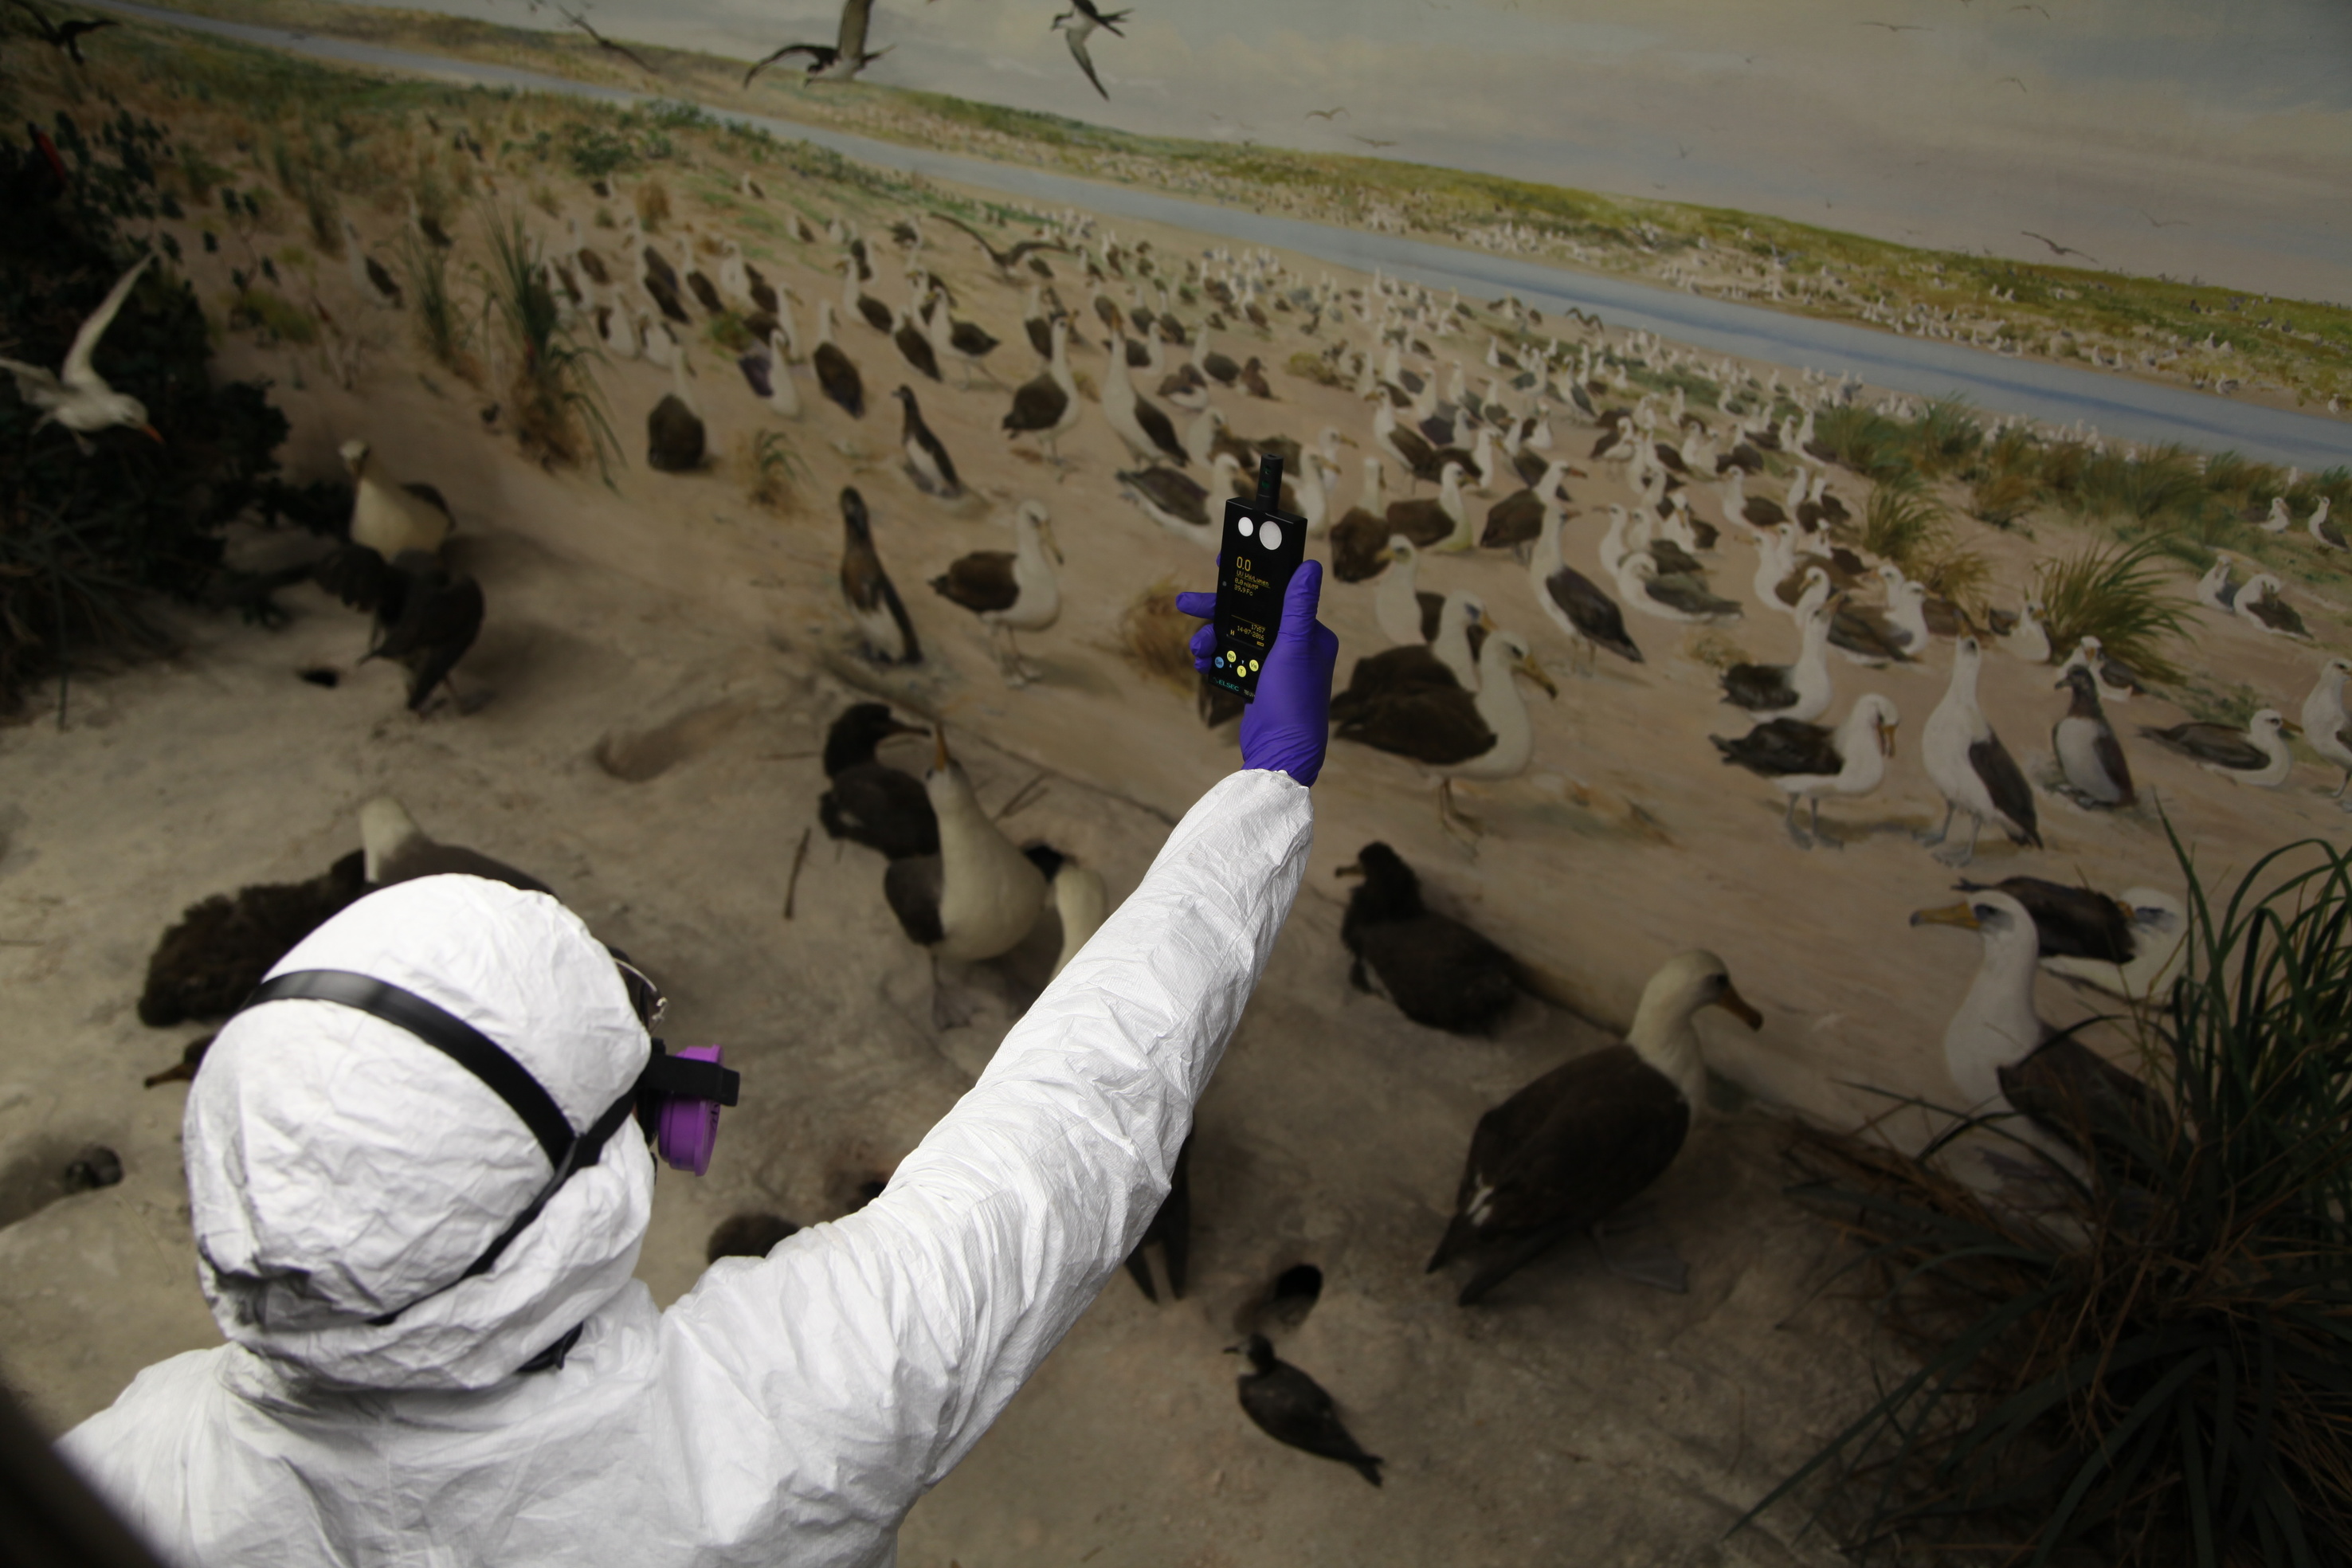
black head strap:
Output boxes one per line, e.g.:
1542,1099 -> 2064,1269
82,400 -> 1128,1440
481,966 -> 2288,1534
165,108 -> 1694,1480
237,969 -> 638,1324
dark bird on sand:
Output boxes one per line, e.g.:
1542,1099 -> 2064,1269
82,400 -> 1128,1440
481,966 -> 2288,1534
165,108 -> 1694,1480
1953,876 -> 2135,966
892,385 -> 961,498
361,550 -> 484,713
1123,1132 -> 1190,1303
1338,842 -> 1519,1033
1428,952 -> 1761,1304
813,300 -> 865,417
2052,665 -> 2134,807
818,703 -> 938,860
838,487 -> 921,664
1229,1334 -> 1382,1487
139,850 -> 370,1026
892,308 -> 941,382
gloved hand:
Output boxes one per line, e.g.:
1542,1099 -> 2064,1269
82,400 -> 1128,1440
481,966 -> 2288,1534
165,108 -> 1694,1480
1177,559 -> 1340,786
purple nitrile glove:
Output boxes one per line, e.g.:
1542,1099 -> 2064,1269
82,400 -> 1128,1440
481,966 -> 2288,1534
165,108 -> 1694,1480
1176,559 -> 1340,786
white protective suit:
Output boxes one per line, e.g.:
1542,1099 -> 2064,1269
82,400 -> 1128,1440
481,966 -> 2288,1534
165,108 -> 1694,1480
64,769 -> 1312,1567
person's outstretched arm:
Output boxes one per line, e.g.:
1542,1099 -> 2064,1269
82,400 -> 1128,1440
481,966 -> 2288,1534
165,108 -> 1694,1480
661,563 -> 1337,1540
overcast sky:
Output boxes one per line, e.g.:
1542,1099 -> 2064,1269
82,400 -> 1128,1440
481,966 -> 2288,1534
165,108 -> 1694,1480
397,0 -> 2350,302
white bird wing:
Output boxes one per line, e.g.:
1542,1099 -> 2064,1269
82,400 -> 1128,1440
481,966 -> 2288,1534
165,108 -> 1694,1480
837,0 -> 872,57
63,252 -> 152,391
1064,25 -> 1109,98
0,357 -> 66,400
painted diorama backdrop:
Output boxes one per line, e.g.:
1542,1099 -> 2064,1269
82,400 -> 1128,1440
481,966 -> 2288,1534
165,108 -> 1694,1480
2,0 -> 2347,1562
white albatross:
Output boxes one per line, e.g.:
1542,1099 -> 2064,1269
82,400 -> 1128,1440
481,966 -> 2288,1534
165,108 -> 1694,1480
0,252 -> 159,447
1919,636 -> 2042,866
1710,693 -> 1898,849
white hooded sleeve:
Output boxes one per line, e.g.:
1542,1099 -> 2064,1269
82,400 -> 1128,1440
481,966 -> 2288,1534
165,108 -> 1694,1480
659,768 -> 1312,1523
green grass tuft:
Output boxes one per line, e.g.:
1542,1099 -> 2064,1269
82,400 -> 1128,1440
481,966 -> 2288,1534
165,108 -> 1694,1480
2033,535 -> 2194,684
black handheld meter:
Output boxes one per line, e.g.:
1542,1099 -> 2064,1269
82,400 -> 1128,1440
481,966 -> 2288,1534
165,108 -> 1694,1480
1209,457 -> 1307,704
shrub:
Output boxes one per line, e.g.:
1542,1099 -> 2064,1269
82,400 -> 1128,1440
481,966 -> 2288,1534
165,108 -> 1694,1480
634,176 -> 672,233
1860,472 -> 1947,574
1,109 -> 297,711
476,198 -> 614,472
1745,830 -> 2352,1566
2033,535 -> 2195,683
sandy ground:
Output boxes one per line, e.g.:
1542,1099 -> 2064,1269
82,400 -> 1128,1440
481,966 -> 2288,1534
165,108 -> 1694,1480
5,76 -> 2350,1563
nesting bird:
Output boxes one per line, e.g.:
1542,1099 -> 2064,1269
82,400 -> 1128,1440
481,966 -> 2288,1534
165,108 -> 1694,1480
813,299 -> 866,417
2051,665 -> 2134,808
2140,709 -> 2296,788
1003,315 -> 1080,465
360,550 -> 485,713
138,850 -> 369,1027
1718,594 -> 1833,721
1338,625 -> 1558,837
341,439 -> 453,560
837,487 -> 921,664
817,704 -> 938,860
2236,574 -> 2309,639
1911,891 -> 2170,1171
2299,657 -> 2352,802
928,501 -> 1062,686
646,351 -> 707,472
1336,842 -> 1520,1034
882,729 -> 1051,1023
1426,951 -> 1762,1304
1950,876 -> 2188,1002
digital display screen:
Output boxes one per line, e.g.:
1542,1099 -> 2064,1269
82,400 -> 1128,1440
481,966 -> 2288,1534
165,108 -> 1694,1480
1209,495 -> 1306,702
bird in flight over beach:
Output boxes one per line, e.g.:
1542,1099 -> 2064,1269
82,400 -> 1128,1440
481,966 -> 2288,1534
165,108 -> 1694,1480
1997,76 -> 2025,91
1051,2 -> 1128,100
2135,210 -> 2189,229
1860,20 -> 1931,31
2022,231 -> 2097,263
559,7 -> 658,75
1351,135 -> 1397,148
744,0 -> 890,86
1305,107 -> 1348,121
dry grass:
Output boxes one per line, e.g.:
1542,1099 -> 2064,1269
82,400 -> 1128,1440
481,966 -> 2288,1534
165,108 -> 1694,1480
739,429 -> 808,515
635,175 -> 672,233
1116,578 -> 1201,693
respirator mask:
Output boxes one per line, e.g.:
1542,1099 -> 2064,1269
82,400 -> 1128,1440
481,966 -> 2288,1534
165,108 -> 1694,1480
232,946 -> 739,1323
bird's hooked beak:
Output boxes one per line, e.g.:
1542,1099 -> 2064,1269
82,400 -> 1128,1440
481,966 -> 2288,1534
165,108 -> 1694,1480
1519,652 -> 1559,700
1876,715 -> 1898,759
933,726 -> 954,771
1711,982 -> 1764,1030
1911,901 -> 1981,930
1338,433 -> 1361,447
1371,547 -> 1394,566
1334,861 -> 1365,880
139,424 -> 162,442
882,718 -> 931,742
2282,719 -> 2304,736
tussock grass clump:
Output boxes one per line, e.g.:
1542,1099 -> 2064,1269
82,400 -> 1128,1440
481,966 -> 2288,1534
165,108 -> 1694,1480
224,283 -> 318,345
2071,443 -> 2207,528
635,176 -> 672,233
476,199 -> 614,472
741,429 -> 808,515
1116,578 -> 1201,693
398,229 -> 471,378
1860,473 -> 1948,574
268,132 -> 342,256
1746,832 -> 2352,1566
2034,535 -> 2193,683
1905,394 -> 1984,480
1970,428 -> 2046,527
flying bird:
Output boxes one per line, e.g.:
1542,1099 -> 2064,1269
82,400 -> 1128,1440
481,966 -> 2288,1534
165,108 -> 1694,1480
1304,107 -> 1348,121
1997,76 -> 2025,92
558,6 -> 658,76
2022,231 -> 2097,263
10,1 -> 116,64
743,0 -> 889,85
2135,209 -> 2189,229
1350,135 -> 1398,148
1860,20 -> 1931,30
1051,2 -> 1126,100
0,250 -> 159,447
931,213 -> 1068,281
